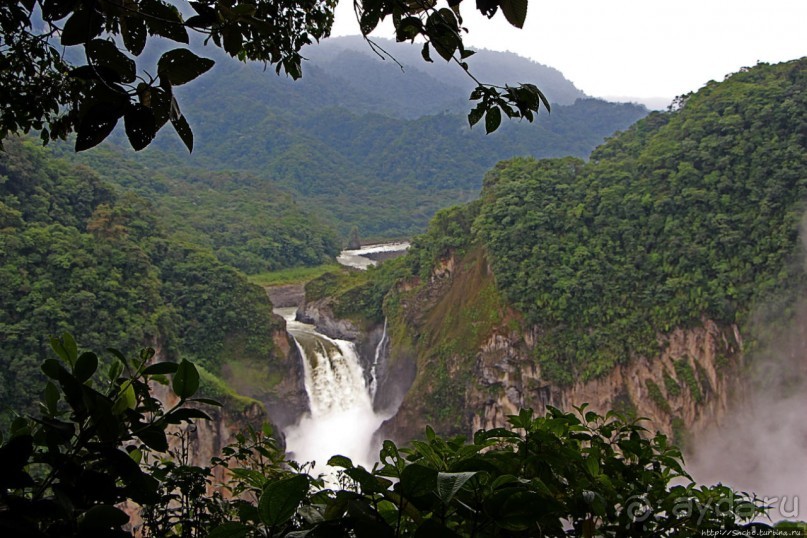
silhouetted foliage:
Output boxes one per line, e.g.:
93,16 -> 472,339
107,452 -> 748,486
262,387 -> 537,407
2,0 -> 549,151
0,338 -> 791,536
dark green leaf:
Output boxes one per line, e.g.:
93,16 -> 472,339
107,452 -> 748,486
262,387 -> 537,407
327,455 -> 354,468
172,359 -> 200,399
158,49 -> 215,86
73,352 -> 98,382
107,360 -> 124,382
50,332 -> 77,366
44,381 -> 60,414
487,489 -> 544,531
121,16 -> 147,56
124,104 -> 157,151
344,467 -> 392,494
476,0 -> 499,17
142,362 -> 179,375
396,16 -> 423,42
137,425 -> 169,452
414,518 -> 462,537
42,0 -> 76,22
164,408 -> 212,424
468,103 -> 485,127
75,103 -> 124,151
107,348 -> 128,368
188,397 -> 223,407
87,39 -> 136,83
42,358 -> 68,380
60,8 -> 104,46
500,0 -> 528,29
209,522 -> 249,538
141,0 -> 188,43
171,113 -> 194,152
399,464 -> 437,499
0,435 -> 35,489
421,43 -> 433,63
258,474 -> 309,527
78,504 -> 130,531
112,382 -> 136,414
222,27 -> 243,56
485,106 -> 502,134
436,471 -> 476,504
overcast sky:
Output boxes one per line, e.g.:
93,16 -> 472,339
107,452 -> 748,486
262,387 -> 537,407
330,0 -> 806,105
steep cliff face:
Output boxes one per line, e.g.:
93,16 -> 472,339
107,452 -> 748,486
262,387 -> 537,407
150,378 -> 265,470
380,248 -> 745,446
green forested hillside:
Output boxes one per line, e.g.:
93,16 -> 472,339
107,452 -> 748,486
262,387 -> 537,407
49,143 -> 342,274
62,41 -> 648,241
0,138 -> 284,421
378,58 -> 807,384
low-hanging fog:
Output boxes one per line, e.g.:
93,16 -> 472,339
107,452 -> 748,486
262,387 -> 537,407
687,220 -> 807,521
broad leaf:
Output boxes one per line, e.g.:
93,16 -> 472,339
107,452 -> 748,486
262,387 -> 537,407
468,103 -> 485,127
124,104 -> 157,151
485,106 -> 502,134
60,8 -> 104,46
172,359 -> 200,399
87,39 -> 136,83
112,381 -> 136,415
501,0 -> 528,29
44,381 -> 60,414
141,0 -> 188,43
164,408 -> 212,424
399,464 -> 437,499
142,362 -> 179,375
170,113 -> 194,152
78,504 -> 130,531
121,16 -> 147,56
73,352 -> 98,382
158,49 -> 215,86
75,104 -> 124,151
137,424 -> 169,452
327,455 -> 354,468
209,522 -> 249,538
42,0 -> 75,22
258,475 -> 309,527
436,471 -> 476,504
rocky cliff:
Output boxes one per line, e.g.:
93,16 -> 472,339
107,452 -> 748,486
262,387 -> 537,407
378,247 -> 745,447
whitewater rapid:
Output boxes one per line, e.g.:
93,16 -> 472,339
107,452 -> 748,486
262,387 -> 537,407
336,242 -> 410,270
277,307 -> 387,470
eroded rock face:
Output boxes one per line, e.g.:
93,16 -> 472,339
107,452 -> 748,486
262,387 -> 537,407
298,298 -> 363,341
379,249 -> 744,445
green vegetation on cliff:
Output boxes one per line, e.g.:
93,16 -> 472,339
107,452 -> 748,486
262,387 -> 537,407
388,58 -> 807,385
0,339 -> 785,536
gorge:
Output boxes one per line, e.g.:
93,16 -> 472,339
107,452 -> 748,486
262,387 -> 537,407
263,58 -> 806,516
1,46 -> 805,533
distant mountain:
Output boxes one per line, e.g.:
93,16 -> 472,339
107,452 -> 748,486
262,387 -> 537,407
301,36 -> 587,114
79,37 -> 648,241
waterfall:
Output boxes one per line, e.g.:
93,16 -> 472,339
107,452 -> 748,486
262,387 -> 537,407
369,318 -> 388,400
278,308 -> 387,470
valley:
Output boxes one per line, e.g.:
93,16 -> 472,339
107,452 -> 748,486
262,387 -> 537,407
1,25 -> 805,532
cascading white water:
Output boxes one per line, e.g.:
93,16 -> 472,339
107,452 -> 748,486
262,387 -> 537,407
277,308 -> 387,470
369,318 -> 387,399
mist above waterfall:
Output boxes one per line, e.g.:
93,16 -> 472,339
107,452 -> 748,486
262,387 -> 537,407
687,227 -> 807,521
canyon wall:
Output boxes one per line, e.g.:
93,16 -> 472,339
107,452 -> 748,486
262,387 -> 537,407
377,248 -> 745,447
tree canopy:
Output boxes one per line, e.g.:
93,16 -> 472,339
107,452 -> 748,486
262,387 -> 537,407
1,0 -> 547,152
